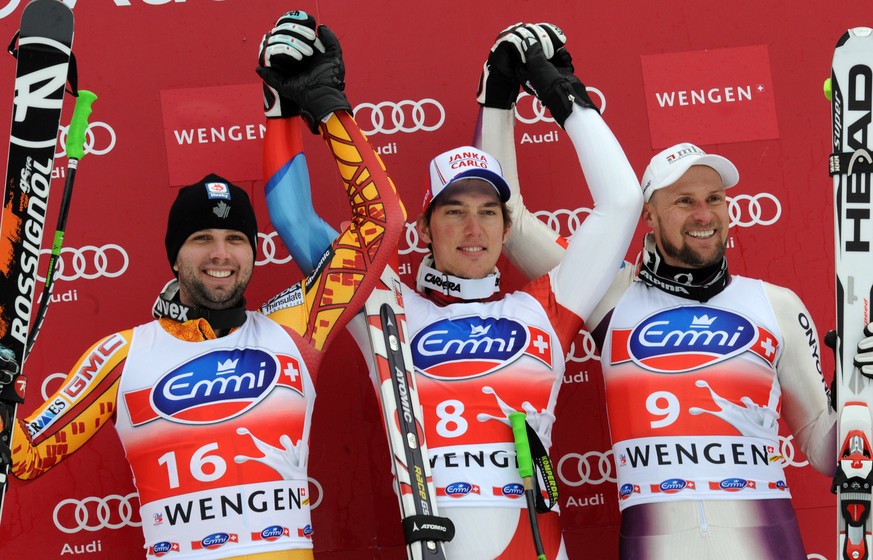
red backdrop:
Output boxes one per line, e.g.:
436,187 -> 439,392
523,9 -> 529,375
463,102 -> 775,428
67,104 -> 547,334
0,1 -> 861,559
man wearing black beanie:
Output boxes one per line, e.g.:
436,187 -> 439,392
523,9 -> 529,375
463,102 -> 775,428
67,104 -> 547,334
5,14 -> 404,560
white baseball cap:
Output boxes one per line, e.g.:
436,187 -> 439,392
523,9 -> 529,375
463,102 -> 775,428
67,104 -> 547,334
641,142 -> 739,202
422,146 -> 511,213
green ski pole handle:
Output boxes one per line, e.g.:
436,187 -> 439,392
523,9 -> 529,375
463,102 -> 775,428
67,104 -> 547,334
25,90 -> 97,359
510,411 -> 547,560
65,90 -> 97,161
511,411 -> 534,478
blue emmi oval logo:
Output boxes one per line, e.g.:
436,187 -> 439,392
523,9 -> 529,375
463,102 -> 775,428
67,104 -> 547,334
260,525 -> 285,541
413,316 -> 527,379
719,478 -> 749,491
153,349 -> 277,424
628,306 -> 755,372
502,483 -> 524,497
445,482 -> 472,497
659,479 -> 688,493
200,532 -> 230,549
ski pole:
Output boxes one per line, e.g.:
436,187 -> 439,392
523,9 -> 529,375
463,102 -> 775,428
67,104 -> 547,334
510,411 -> 547,560
25,90 -> 97,360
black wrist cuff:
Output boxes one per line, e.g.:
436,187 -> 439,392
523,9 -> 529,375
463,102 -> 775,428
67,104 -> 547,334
401,514 -> 455,543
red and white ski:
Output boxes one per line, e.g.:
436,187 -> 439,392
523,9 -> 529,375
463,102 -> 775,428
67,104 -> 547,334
363,259 -> 453,559
828,26 -> 873,560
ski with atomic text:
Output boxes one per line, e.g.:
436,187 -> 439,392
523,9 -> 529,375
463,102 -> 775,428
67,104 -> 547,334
363,259 -> 453,559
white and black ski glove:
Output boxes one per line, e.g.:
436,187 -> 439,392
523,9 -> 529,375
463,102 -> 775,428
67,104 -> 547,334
521,39 -> 598,128
258,10 -> 323,119
256,24 -> 351,134
854,323 -> 873,378
476,22 -> 566,110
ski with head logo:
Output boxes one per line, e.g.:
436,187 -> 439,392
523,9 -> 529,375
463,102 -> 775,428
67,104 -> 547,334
363,259 -> 454,559
827,26 -> 873,560
0,0 -> 74,525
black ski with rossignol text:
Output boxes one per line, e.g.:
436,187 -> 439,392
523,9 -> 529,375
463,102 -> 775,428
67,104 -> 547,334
0,0 -> 74,523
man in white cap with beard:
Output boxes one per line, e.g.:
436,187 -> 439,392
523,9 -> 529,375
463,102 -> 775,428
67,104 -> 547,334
503,141 -> 838,558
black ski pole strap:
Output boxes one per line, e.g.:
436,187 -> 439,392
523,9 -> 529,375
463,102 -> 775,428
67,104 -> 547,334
525,421 -> 559,513
830,151 -> 873,176
400,514 -> 455,543
7,30 -> 78,96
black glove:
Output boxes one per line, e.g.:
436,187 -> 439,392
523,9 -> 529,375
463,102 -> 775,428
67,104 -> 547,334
476,23 -> 566,109
854,323 -> 873,378
824,329 -> 838,411
521,40 -> 598,128
0,346 -> 18,388
258,10 -> 323,119
256,25 -> 351,133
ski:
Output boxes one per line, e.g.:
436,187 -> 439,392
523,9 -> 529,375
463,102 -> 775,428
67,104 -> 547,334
0,0 -> 74,523
828,26 -> 873,560
363,260 -> 453,559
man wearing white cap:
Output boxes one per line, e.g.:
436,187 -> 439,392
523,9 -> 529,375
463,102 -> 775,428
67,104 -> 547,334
266,21 -> 643,559
503,140 -> 839,558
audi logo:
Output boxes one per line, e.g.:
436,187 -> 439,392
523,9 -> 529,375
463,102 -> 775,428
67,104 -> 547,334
256,231 -> 292,266
557,449 -> 616,486
53,492 -> 141,534
307,476 -> 324,510
42,372 -> 67,401
37,244 -> 129,282
56,122 -> 117,157
726,193 -> 781,228
353,99 -> 445,135
0,0 -> 20,19
533,207 -> 592,238
399,221 -> 428,256
515,87 -> 607,124
566,330 -> 600,363
778,434 -> 808,469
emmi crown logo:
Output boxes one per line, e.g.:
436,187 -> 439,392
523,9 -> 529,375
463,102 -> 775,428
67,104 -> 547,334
152,349 -> 278,423
413,317 -> 527,380
613,306 -> 756,373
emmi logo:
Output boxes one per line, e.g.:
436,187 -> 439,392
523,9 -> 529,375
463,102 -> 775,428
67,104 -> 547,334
152,349 -> 278,423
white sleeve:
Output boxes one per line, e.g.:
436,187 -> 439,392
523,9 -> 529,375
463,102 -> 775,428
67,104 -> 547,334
475,106 -> 565,280
548,105 -> 643,321
766,282 -> 837,476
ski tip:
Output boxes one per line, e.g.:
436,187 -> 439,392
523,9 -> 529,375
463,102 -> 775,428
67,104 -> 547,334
824,77 -> 832,101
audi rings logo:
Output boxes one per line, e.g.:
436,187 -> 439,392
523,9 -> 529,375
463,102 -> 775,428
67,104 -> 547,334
557,449 -> 616,487
57,122 -> 117,158
53,492 -> 141,534
515,88 -> 607,124
399,221 -> 428,255
778,434 -> 809,469
0,0 -> 21,19
354,99 -> 445,135
256,231 -> 292,266
37,244 -> 129,282
533,207 -> 592,237
727,193 -> 781,228
307,476 -> 324,510
567,330 -> 600,363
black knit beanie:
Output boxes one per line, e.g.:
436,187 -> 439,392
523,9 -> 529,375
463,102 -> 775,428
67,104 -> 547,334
165,173 -> 258,272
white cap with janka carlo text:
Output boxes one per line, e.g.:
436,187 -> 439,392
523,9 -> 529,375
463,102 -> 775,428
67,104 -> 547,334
641,142 -> 740,202
422,145 -> 511,213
